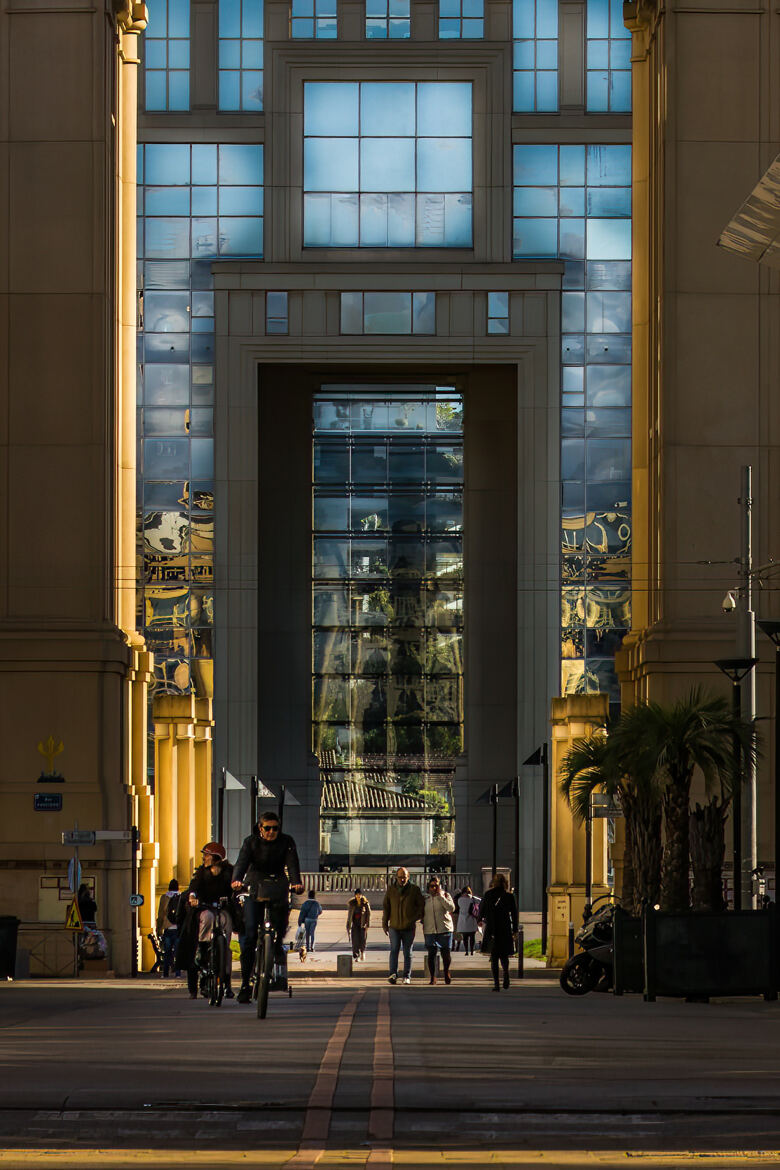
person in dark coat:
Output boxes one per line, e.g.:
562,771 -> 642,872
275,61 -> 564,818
178,842 -> 236,999
478,873 -> 518,991
77,883 -> 97,926
231,811 -> 303,1002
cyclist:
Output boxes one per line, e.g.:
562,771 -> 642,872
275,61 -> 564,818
186,841 -> 236,998
231,811 -> 303,1003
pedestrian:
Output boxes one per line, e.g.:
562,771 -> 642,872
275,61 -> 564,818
77,883 -> 97,927
456,884 -> 480,955
451,887 -> 464,951
382,867 -> 425,985
297,889 -> 324,952
478,872 -> 518,991
422,876 -> 455,985
346,888 -> 371,960
155,878 -> 181,978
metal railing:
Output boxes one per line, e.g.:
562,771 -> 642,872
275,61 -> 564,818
301,871 -> 474,894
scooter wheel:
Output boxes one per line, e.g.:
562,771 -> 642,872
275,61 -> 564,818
559,952 -> 601,996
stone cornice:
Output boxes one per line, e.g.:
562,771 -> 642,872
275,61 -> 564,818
114,0 -> 147,34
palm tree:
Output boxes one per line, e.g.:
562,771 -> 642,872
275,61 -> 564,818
613,689 -> 756,913
559,732 -> 662,914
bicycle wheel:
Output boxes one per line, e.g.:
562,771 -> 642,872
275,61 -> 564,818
257,932 -> 274,1019
206,942 -> 218,1006
213,935 -> 226,1007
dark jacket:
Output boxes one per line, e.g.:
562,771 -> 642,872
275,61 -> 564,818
187,861 -> 235,907
232,826 -> 302,895
478,886 -> 518,957
346,896 -> 371,932
382,881 -> 425,932
298,898 -> 323,925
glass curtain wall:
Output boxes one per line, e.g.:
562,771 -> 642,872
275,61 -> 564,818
137,143 -> 264,698
313,388 -> 463,867
513,144 -> 631,707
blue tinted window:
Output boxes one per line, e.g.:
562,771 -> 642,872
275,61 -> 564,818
366,0 -> 410,38
219,0 -> 263,111
144,0 -> 190,111
513,0 -> 557,112
292,0 -> 337,37
439,0 -> 483,39
586,0 -> 631,112
303,82 -> 472,247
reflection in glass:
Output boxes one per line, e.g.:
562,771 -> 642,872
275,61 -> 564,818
314,388 -> 462,867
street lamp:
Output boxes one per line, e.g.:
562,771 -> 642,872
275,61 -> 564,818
756,620 -> 780,901
714,657 -> 758,910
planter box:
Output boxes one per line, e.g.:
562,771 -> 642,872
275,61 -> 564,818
643,905 -> 778,1002
612,908 -> 644,995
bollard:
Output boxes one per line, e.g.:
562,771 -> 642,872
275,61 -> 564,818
517,923 -> 524,979
568,921 -> 575,958
336,953 -> 353,977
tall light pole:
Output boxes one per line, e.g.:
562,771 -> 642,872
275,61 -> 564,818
738,467 -> 758,897
757,620 -> 780,900
714,657 -> 757,910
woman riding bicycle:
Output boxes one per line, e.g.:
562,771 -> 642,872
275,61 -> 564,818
231,812 -> 303,1004
181,842 -> 237,999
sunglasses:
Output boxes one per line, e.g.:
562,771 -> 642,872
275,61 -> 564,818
260,824 -> 279,833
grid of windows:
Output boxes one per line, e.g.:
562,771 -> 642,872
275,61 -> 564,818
586,0 -> 631,112
313,388 -> 463,863
219,0 -> 263,111
341,292 -> 436,335
303,82 -> 473,248
513,0 -> 558,113
439,0 -> 484,40
366,0 -> 410,38
513,144 -> 631,705
291,0 -> 337,38
137,143 -> 263,697
144,0 -> 190,111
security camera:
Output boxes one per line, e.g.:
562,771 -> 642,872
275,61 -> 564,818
721,591 -> 737,613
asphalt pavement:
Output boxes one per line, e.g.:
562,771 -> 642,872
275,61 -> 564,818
2,966 -> 780,1168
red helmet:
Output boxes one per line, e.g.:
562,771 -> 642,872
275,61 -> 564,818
201,841 -> 226,860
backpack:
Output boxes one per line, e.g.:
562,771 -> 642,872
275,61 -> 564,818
468,899 -> 480,920
165,892 -> 180,925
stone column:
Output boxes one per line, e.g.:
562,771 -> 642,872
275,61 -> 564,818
547,694 -> 610,967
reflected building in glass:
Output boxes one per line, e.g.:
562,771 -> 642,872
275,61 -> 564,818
138,0 -> 632,892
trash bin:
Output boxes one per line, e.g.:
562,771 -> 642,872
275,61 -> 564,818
0,917 -> 21,980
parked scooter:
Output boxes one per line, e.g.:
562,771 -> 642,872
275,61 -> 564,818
559,894 -> 614,995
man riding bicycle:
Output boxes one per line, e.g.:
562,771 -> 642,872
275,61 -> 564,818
185,841 -> 236,999
231,811 -> 303,1003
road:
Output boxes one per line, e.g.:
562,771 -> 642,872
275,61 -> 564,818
2,972 -> 780,1168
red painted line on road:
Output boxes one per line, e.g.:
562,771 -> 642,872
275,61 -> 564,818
287,989 -> 364,1168
368,987 -> 394,1151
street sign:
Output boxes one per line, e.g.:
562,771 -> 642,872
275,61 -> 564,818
94,830 -> 133,842
67,858 -> 82,892
129,893 -> 144,907
34,793 -> 62,811
64,899 -> 83,931
62,830 -> 96,846
591,793 -> 624,819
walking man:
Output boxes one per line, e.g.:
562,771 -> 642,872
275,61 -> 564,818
346,888 -> 371,961
382,867 -> 424,985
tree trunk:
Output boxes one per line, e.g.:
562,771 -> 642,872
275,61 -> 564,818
660,773 -> 692,912
622,790 -> 661,914
689,798 -> 727,912
619,814 -> 637,914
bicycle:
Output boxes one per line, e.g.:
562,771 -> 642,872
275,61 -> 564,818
197,898 -> 231,1007
249,897 -> 293,1019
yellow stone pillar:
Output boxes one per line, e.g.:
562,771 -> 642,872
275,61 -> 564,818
153,695 -> 214,915
547,694 -> 610,967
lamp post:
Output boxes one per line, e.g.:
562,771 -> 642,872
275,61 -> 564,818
714,657 -> 758,910
476,783 -> 500,877
757,620 -> 780,900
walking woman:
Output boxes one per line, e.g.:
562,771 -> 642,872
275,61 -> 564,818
456,885 -> 480,956
478,873 -> 518,991
423,876 -> 455,985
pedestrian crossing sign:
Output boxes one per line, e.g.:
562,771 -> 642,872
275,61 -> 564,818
64,899 -> 83,931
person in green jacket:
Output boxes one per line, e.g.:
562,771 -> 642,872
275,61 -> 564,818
382,867 -> 425,985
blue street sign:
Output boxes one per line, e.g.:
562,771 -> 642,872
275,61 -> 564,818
67,857 -> 82,892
